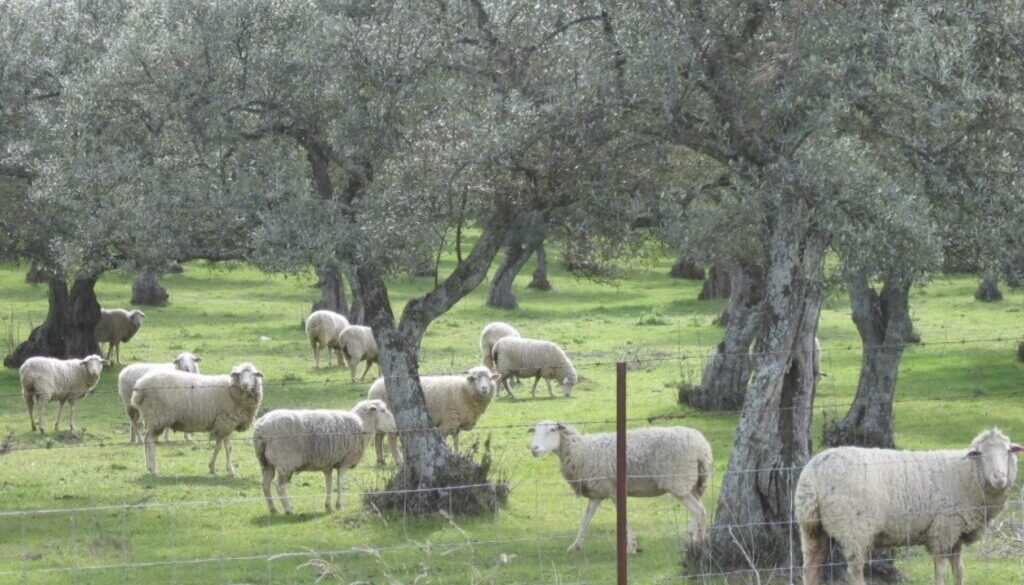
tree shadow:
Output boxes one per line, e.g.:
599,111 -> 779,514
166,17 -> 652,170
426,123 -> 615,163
250,511 -> 322,526
134,474 -> 246,488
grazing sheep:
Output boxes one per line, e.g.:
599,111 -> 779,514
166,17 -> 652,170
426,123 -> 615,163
118,352 -> 201,443
131,362 -> 264,476
530,421 -> 712,553
367,365 -> 502,465
796,428 -> 1023,585
94,308 -> 146,364
253,399 -> 397,514
20,355 -> 110,433
491,337 -> 577,399
304,310 -> 350,369
337,325 -> 378,382
480,322 -> 520,370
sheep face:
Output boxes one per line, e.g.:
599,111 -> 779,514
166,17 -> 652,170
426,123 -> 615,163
368,400 -> 398,434
529,421 -> 564,457
559,368 -> 579,397
230,363 -> 264,393
967,428 -> 1023,490
173,352 -> 201,374
80,355 -> 110,377
130,310 -> 146,327
466,366 -> 500,399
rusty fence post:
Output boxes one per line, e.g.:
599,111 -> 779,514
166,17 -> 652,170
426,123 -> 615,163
616,360 -> 627,585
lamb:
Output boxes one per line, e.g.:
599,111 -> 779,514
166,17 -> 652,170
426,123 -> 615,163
304,310 -> 350,369
795,428 -> 1023,585
337,325 -> 379,382
252,399 -> 398,514
20,354 -> 110,433
367,365 -> 502,465
491,337 -> 577,398
480,322 -> 520,370
117,352 -> 201,443
529,421 -> 712,553
94,308 -> 146,364
131,362 -> 264,476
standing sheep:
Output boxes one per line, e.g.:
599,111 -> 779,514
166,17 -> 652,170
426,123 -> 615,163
253,399 -> 398,514
491,337 -> 577,399
480,322 -> 520,370
367,365 -> 502,465
20,355 -> 110,433
305,310 -> 350,369
337,325 -> 379,383
529,421 -> 712,553
131,362 -> 264,476
117,352 -> 201,443
796,428 -> 1023,585
94,308 -> 146,364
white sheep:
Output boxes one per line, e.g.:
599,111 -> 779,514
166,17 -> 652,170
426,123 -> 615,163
491,337 -> 577,398
117,352 -> 201,443
529,421 -> 712,553
252,399 -> 398,514
367,365 -> 502,465
131,362 -> 264,476
337,325 -> 379,382
304,310 -> 350,369
94,308 -> 146,364
20,354 -> 110,433
796,428 -> 1023,585
480,322 -> 520,370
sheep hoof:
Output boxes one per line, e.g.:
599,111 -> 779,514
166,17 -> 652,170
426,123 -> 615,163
284,509 -> 294,516
567,542 -> 581,553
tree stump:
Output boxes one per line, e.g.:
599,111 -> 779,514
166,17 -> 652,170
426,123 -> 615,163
131,270 -> 169,306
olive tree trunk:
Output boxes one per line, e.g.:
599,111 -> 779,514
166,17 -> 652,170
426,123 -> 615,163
487,240 -> 540,309
527,241 -> 552,291
669,256 -> 705,280
702,222 -> 827,572
685,265 -> 764,411
131,270 -> 169,306
823,274 -> 911,449
698,266 -> 731,300
311,264 -> 349,316
974,270 -> 1002,302
5,276 -> 101,368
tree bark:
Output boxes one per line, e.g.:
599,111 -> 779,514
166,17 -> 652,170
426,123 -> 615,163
527,241 -> 552,291
24,263 -> 51,284
311,264 -> 348,316
685,265 -> 764,411
703,222 -> 827,572
669,256 -> 705,280
486,240 -> 540,309
824,274 -> 911,449
4,276 -> 101,368
974,270 -> 1002,302
344,268 -> 365,325
698,266 -> 731,300
131,270 -> 169,306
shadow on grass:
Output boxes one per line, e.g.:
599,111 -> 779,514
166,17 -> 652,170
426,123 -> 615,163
250,511 -> 322,526
134,474 -> 247,488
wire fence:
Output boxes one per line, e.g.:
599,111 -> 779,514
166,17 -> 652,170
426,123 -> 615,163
1,336 -> 1023,583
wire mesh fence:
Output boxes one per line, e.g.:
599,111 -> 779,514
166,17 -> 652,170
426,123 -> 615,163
1,336 -> 1023,583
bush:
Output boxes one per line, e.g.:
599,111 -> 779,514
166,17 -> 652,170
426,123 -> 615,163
636,308 -> 670,326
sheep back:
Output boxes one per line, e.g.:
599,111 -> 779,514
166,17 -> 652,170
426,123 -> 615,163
95,309 -> 144,343
491,337 -> 575,382
480,322 -> 520,369
20,356 -> 103,402
132,371 -> 263,437
339,325 -> 378,360
305,310 -> 350,347
253,409 -> 367,475
368,375 -> 493,436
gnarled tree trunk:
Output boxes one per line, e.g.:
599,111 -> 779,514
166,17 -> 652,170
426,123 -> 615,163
698,266 -> 731,300
974,270 -> 1002,302
487,240 -> 540,309
131,270 -> 169,306
685,265 -> 764,411
824,274 -> 911,449
669,256 -> 705,280
311,264 -> 348,316
4,276 -> 101,368
702,222 -> 827,573
527,241 -> 552,291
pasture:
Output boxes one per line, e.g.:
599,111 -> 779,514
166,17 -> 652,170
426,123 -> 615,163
1,257 -> 1022,584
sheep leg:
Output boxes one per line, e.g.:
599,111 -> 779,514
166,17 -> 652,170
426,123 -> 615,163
842,546 -> 867,585
144,431 -> 159,476
359,360 -> 372,381
799,523 -> 829,585
24,394 -> 36,432
161,428 -> 171,443
209,438 -> 223,475
932,552 -> 947,585
500,377 -> 516,399
335,469 -> 344,510
349,360 -> 358,383
530,375 -> 541,397
374,432 -> 386,466
323,469 -> 334,512
679,493 -> 707,542
36,396 -> 49,434
312,342 -> 321,369
950,545 -> 964,585
275,472 -> 293,515
68,400 -> 78,432
567,499 -> 601,552
388,432 -> 403,466
53,400 -> 64,432
223,438 -> 236,476
261,466 -> 278,514
545,378 -> 554,397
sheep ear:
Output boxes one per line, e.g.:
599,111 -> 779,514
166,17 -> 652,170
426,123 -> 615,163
489,372 -> 501,382
254,371 -> 264,379
100,358 -> 110,366
194,356 -> 202,363
1011,444 -> 1024,454
966,449 -> 982,458
526,426 -> 535,434
555,423 -> 566,431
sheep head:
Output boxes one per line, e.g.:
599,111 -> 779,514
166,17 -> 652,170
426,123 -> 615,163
967,428 -> 1023,491
466,365 -> 500,399
529,420 -> 568,457
80,354 -> 110,377
229,362 -> 263,394
129,310 -> 146,328
173,352 -> 201,374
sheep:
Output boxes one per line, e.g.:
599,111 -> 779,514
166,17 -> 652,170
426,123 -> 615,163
94,308 -> 146,364
117,352 -> 201,443
367,365 -> 502,465
20,354 -> 110,434
480,322 -> 520,370
252,399 -> 398,514
337,325 -> 379,383
304,310 -> 350,369
131,362 -> 264,476
796,428 -> 1023,585
529,421 -> 712,554
491,337 -> 578,399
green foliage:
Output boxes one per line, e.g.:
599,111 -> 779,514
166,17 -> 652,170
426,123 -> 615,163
635,308 -> 670,326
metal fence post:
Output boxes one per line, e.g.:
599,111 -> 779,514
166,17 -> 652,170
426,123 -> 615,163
616,360 -> 627,585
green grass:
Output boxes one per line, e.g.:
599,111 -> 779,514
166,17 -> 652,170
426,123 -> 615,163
0,258 -> 1023,584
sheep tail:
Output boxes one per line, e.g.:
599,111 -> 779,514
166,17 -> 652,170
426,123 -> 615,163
253,434 -> 269,469
793,473 -> 821,527
694,453 -> 710,497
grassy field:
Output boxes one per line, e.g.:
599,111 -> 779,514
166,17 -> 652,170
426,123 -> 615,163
0,256 -> 1022,584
